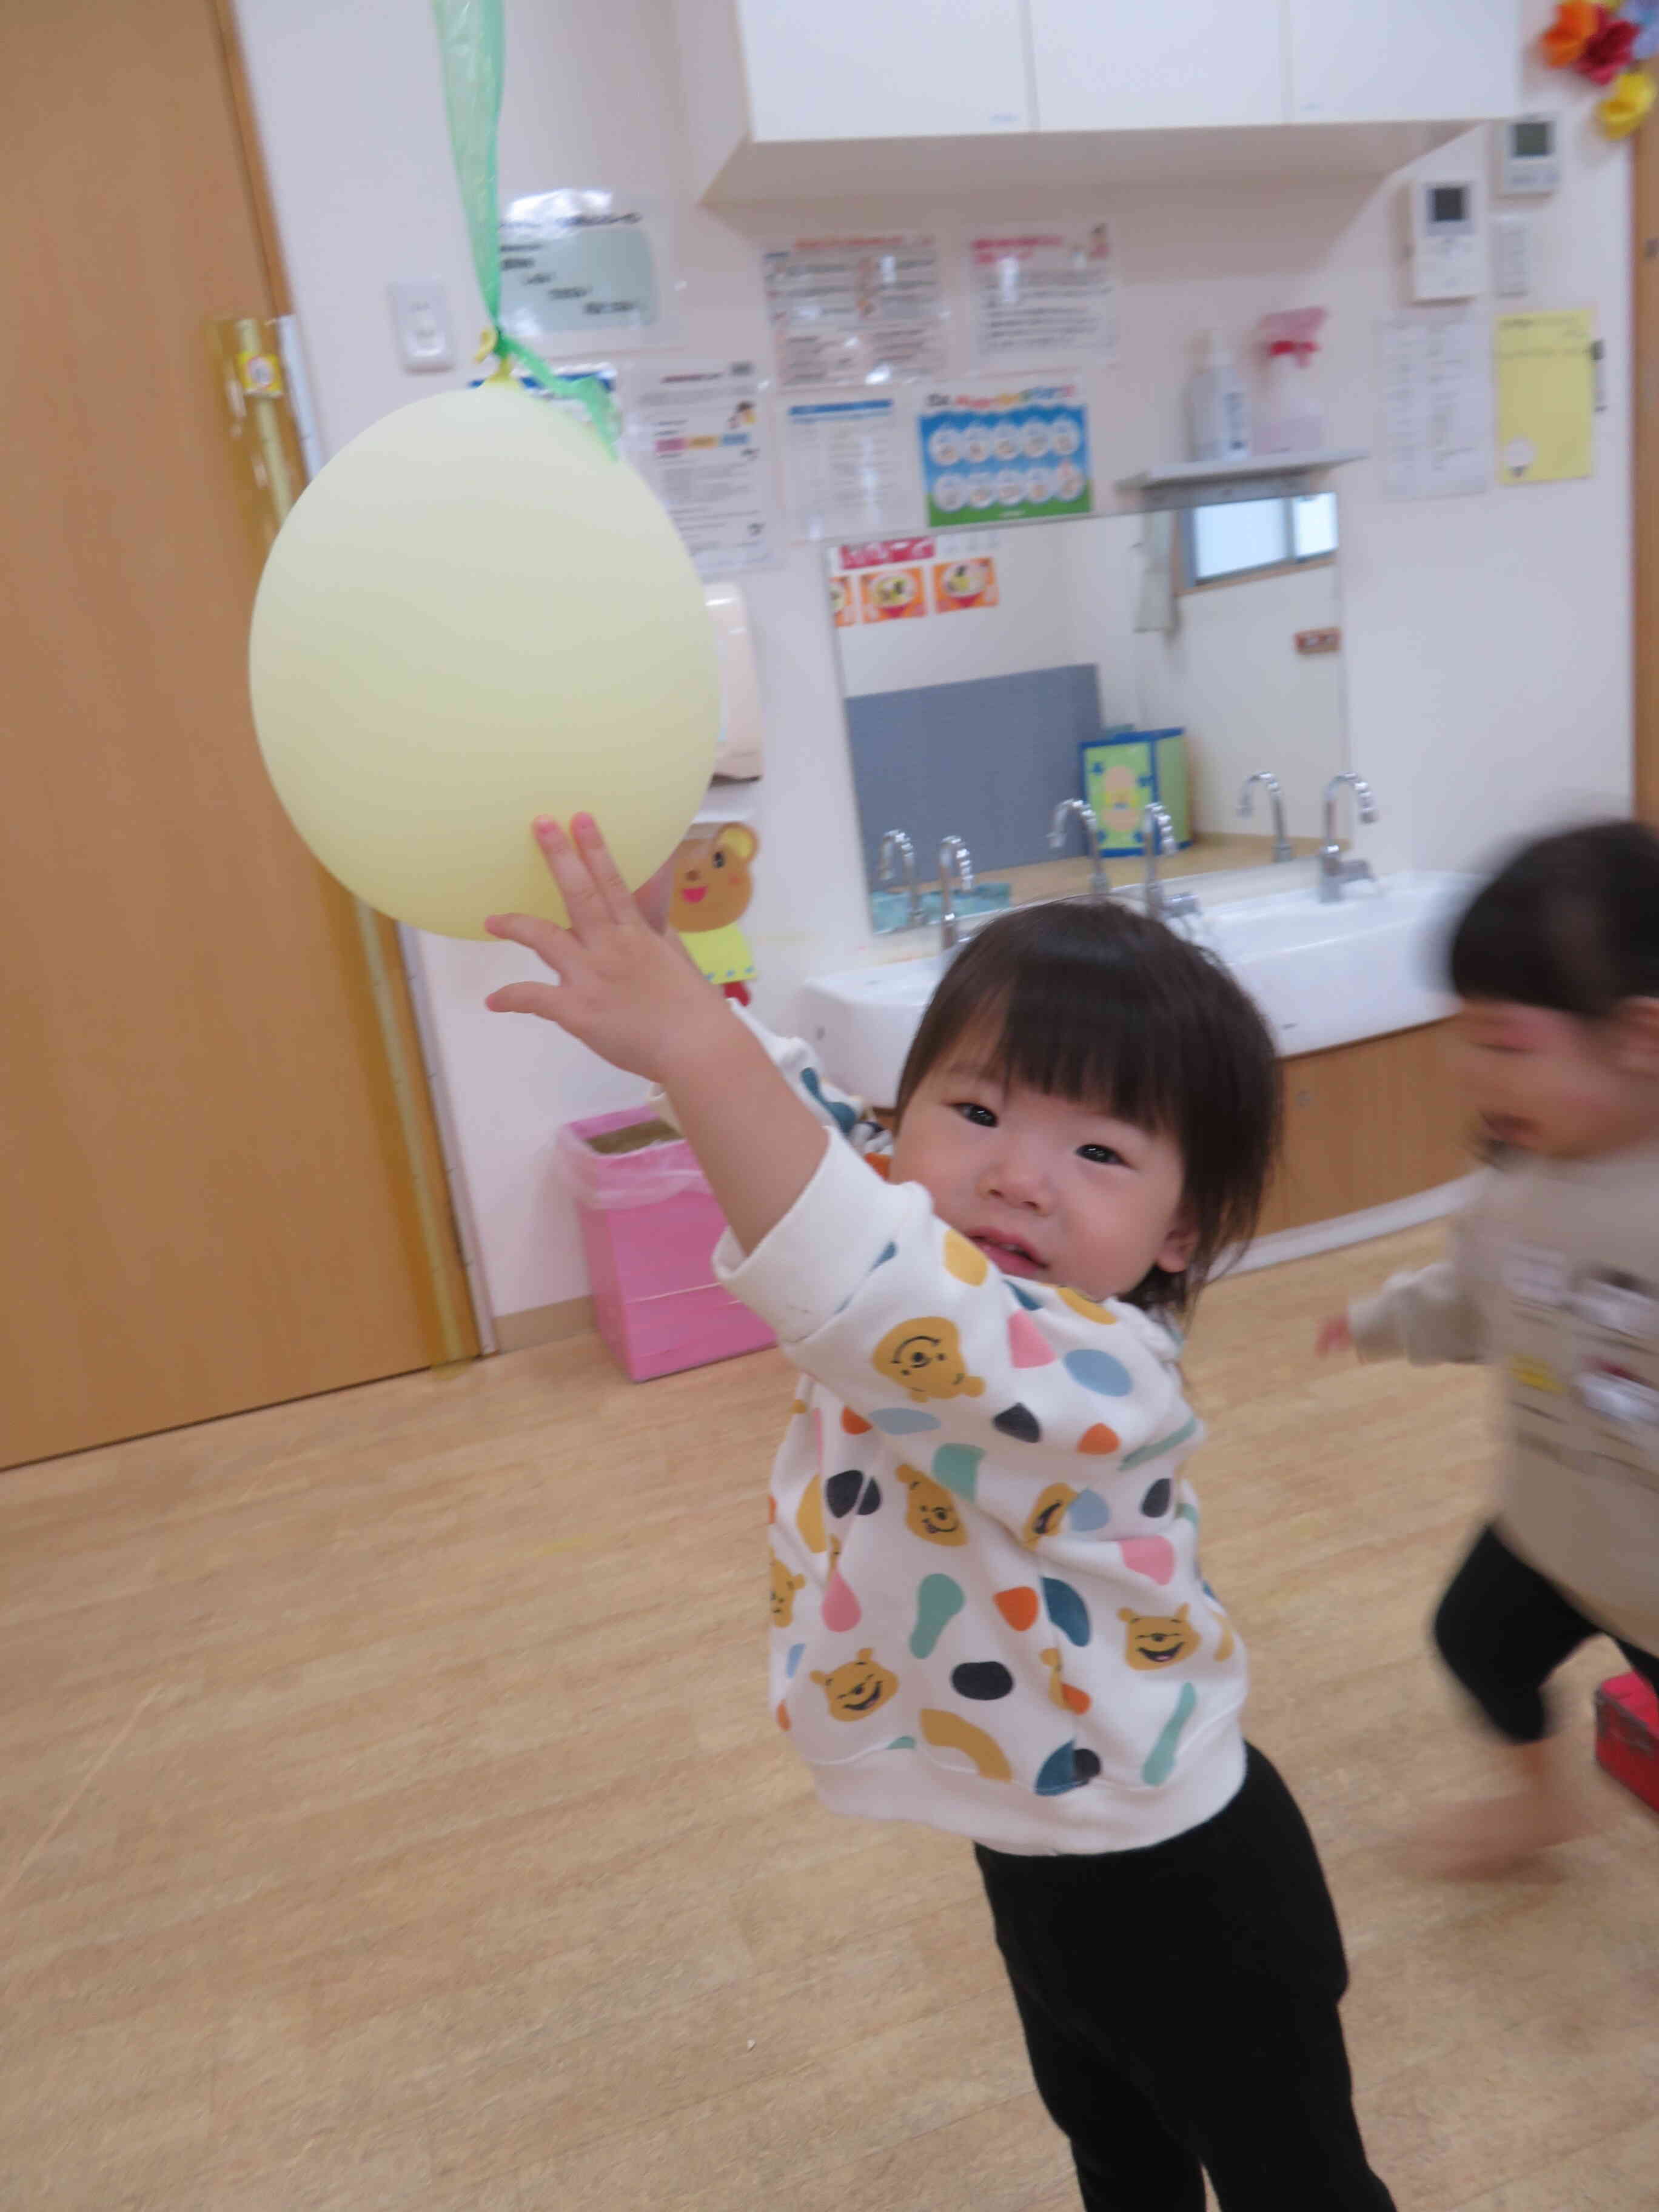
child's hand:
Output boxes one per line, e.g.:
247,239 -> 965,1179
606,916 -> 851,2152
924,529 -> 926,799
484,816 -> 723,1083
1315,1313 -> 1354,1357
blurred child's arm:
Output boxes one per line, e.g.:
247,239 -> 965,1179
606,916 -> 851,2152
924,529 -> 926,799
1329,1206 -> 1490,1366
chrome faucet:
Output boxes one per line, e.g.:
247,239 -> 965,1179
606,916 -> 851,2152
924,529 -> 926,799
1048,798 -> 1107,896
1141,803 -> 1201,926
937,835 -> 974,951
1238,771 -> 1294,863
1318,774 -> 1379,903
876,828 -> 923,929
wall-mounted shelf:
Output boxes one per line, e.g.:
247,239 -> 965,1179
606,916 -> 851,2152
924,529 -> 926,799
1119,449 -> 1368,509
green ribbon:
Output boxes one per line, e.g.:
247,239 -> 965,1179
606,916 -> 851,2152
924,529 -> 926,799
429,0 -> 619,457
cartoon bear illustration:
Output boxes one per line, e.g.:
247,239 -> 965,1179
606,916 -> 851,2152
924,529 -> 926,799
899,1466 -> 968,1546
872,1318 -> 987,1403
769,1553 -> 806,1626
671,823 -> 759,1006
1021,1481 -> 1078,1549
1118,1604 -> 1202,1671
810,1647 -> 900,1721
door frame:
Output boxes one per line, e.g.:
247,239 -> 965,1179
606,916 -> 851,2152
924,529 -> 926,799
1636,104 -> 1659,822
207,0 -> 488,1364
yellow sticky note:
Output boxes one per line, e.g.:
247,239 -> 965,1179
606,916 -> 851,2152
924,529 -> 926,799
1495,311 -> 1594,486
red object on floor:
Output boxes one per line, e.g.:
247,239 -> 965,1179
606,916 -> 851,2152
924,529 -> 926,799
1594,1673 -> 1659,1815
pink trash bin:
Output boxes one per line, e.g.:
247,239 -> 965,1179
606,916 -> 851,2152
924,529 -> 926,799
558,1105 -> 776,1381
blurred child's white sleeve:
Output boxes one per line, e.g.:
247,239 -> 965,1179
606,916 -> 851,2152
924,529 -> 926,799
1349,1200 -> 1489,1366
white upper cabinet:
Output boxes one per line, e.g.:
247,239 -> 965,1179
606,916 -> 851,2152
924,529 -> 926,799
1285,0 -> 1519,125
1030,0 -> 1286,135
676,0 -> 1521,199
734,0 -> 1031,143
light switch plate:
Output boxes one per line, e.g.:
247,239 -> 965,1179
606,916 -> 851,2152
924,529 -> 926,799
389,281 -> 454,372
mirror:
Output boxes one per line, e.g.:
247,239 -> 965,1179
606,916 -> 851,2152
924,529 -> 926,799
827,495 -> 1347,934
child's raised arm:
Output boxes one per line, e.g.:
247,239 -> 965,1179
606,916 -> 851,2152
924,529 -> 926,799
485,814 -> 828,1257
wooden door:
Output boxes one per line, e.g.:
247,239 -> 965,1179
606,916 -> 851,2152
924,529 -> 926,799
1637,100 -> 1659,825
0,0 -> 477,1472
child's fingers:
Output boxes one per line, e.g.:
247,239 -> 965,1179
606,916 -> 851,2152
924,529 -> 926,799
484,980 -> 567,1022
570,814 -> 638,926
531,816 -> 612,939
484,910 -> 578,973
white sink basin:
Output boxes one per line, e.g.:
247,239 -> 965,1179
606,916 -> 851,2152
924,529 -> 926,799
797,871 -> 1474,1104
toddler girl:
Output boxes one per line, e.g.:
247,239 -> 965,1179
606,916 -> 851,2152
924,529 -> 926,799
488,814 -> 1395,2211
1321,821 -> 1659,1876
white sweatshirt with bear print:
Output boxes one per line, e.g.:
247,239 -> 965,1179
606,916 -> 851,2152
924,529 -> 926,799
711,1014 -> 1249,1857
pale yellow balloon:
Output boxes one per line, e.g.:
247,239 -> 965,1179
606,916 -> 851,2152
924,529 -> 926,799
249,382 -> 719,939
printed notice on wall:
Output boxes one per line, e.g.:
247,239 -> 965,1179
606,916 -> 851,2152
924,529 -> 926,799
968,223 -> 1118,367
628,361 -> 774,577
500,190 -> 673,343
1378,315 -> 1492,501
917,380 -> 1093,526
1495,310 -> 1595,486
762,236 -> 947,389
783,395 -> 916,540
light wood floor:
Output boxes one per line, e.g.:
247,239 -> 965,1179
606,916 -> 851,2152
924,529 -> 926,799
5,1226 -> 1658,2212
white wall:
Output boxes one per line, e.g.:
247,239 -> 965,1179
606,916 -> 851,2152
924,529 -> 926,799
234,0 -> 1632,1324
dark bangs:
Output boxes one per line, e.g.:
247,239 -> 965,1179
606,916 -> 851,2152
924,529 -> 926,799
894,900 -> 1281,1318
1448,820 -> 1659,1018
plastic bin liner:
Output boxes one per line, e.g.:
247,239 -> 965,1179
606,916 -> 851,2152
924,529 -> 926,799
554,1107 -> 714,1209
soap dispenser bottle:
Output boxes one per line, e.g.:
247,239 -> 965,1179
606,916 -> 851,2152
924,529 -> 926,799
1185,333 -> 1250,464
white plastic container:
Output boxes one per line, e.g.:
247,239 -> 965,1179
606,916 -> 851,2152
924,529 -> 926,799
1185,333 -> 1250,464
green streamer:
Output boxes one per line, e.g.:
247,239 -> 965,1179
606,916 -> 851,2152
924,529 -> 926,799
429,0 -> 619,457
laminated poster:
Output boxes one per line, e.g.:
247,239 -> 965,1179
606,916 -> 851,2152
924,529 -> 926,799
1495,310 -> 1595,487
932,555 -> 999,612
1378,315 -> 1491,501
857,568 -> 928,622
762,235 -> 947,388
917,381 -> 1093,527
785,395 -> 916,541
968,223 -> 1118,367
499,190 -> 672,343
628,361 -> 774,578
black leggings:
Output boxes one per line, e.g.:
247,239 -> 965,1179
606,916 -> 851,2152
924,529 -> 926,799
975,1745 -> 1393,2212
1433,1522 -> 1659,1743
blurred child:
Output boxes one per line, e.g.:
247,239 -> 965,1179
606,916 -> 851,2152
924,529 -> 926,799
488,814 -> 1395,2211
1321,822 -> 1659,1875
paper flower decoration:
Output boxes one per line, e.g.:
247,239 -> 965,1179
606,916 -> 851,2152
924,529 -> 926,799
1540,2 -> 1657,134
1542,0 -> 1600,64
1601,64 -> 1657,130
1580,10 -> 1638,79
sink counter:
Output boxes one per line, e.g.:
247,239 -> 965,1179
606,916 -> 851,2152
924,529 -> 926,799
799,872 -> 1472,1107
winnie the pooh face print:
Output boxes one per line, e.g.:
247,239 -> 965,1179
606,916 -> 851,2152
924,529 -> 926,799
810,1647 -> 900,1721
899,1466 -> 967,1546
769,1553 -> 806,1626
669,823 -> 757,936
1118,1604 -> 1201,1671
872,1318 -> 987,1404
1022,1482 -> 1078,1549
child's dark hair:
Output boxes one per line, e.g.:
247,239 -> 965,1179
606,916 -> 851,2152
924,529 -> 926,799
1449,820 -> 1659,1016
893,899 -> 1281,1319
